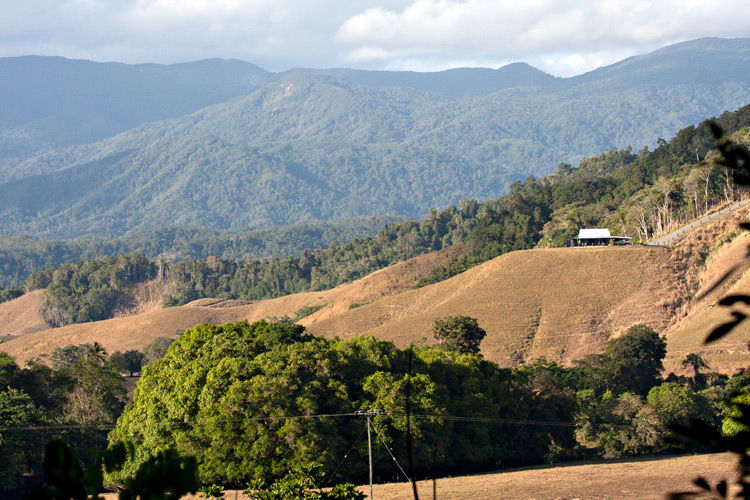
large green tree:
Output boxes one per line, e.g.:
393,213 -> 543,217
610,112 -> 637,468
604,325 -> 667,396
577,324 -> 667,396
107,320 -> 531,486
432,316 -> 487,355
108,350 -> 146,377
0,388 -> 44,491
646,382 -> 711,426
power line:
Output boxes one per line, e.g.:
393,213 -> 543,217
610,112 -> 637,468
369,417 -> 410,482
402,414 -> 580,427
0,411 -> 596,433
323,423 -> 368,488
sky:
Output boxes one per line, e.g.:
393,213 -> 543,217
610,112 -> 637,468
2,0 -> 750,77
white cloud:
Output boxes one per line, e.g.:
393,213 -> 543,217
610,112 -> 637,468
0,0 -> 748,75
336,0 -> 750,75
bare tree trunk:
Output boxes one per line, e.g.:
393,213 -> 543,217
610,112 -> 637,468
659,182 -> 673,233
650,205 -> 662,238
635,206 -> 649,241
694,190 -> 700,219
723,168 -> 734,202
703,170 -> 711,214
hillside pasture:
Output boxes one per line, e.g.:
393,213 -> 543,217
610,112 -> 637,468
0,246 -> 672,368
2,206 -> 749,371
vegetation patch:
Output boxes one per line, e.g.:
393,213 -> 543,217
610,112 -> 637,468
348,301 -> 371,310
292,304 -> 325,321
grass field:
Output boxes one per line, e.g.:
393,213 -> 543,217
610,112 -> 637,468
366,453 -> 737,500
115,453 -> 736,500
664,228 -> 750,375
304,245 -> 674,367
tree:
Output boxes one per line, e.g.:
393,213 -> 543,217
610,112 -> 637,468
64,359 -> 125,427
647,382 -> 711,426
431,316 -> 486,355
50,345 -> 91,370
50,343 -> 108,370
682,168 -> 703,218
0,388 -> 44,491
682,353 -> 710,390
576,390 -> 664,459
514,369 -> 577,463
244,463 -> 364,500
682,353 -> 709,377
602,324 -> 667,396
721,388 -> 750,437
86,342 -> 108,367
141,337 -> 176,365
108,321 -> 528,485
108,350 -> 146,377
21,439 -> 199,500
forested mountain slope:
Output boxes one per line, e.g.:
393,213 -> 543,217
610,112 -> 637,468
2,38 -> 750,238
0,56 -> 274,159
0,216 -> 404,288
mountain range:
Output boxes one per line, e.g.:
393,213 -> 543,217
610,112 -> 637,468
2,37 -> 750,239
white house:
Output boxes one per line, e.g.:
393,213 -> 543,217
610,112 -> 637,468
566,228 -> 631,247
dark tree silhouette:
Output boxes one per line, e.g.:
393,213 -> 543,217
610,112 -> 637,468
432,315 -> 486,355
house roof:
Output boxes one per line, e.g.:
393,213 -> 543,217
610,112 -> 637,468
577,228 -> 611,239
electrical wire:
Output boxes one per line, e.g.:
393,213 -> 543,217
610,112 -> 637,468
369,419 -> 410,482
0,411 -> 593,433
322,423 -> 368,488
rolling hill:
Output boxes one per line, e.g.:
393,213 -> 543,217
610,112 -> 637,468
2,204 -> 747,372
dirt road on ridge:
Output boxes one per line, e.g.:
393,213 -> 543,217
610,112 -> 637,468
649,199 -> 750,246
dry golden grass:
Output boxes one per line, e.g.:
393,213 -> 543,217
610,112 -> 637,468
0,245 -> 463,365
364,453 -> 738,500
102,453 -> 736,500
2,206 -> 750,371
304,246 -> 668,367
0,289 -> 49,340
0,245 -> 676,368
664,229 -> 750,374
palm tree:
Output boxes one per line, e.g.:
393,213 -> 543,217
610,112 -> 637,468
85,342 -> 108,366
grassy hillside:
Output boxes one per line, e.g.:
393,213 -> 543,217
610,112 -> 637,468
0,244 -> 464,365
4,205 -> 748,371
664,226 -> 750,374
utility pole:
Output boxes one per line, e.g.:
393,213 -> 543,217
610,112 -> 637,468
355,409 -> 384,500
367,415 -> 373,500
